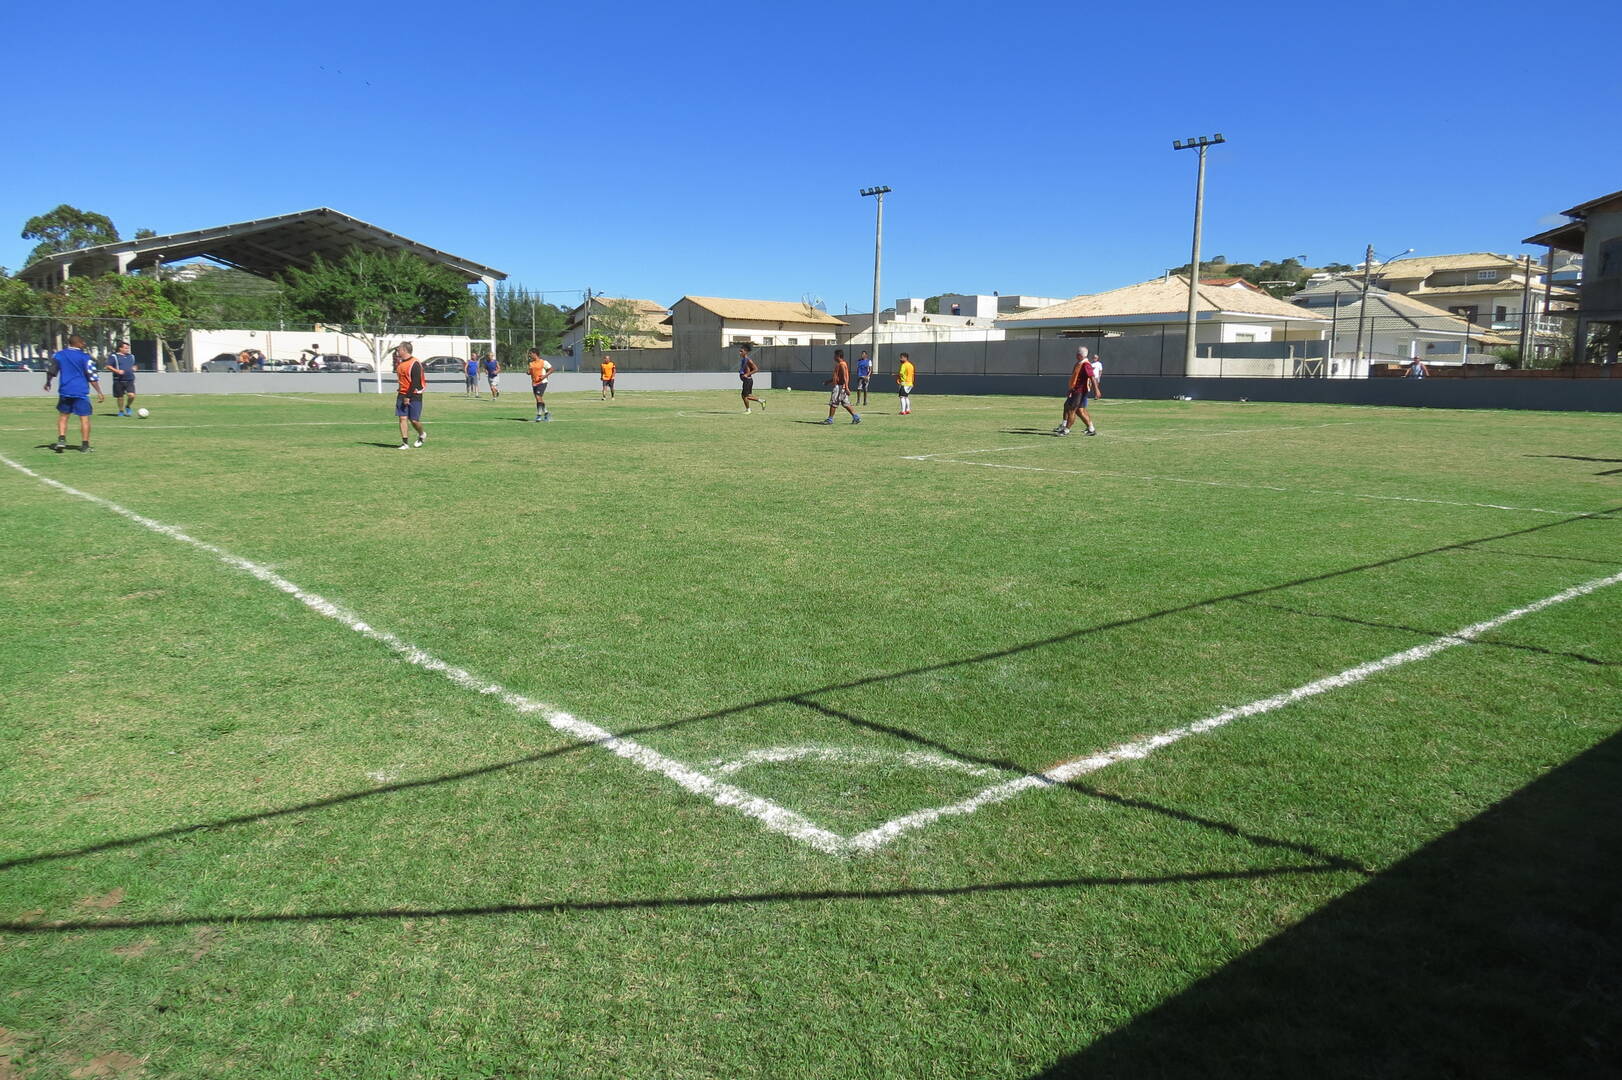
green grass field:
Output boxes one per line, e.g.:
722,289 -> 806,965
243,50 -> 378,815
2,387 -> 1618,1079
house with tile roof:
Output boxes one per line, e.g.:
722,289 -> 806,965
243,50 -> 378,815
1290,278 -> 1504,366
1525,188 -> 1622,363
1361,252 -> 1565,345
664,296 -> 846,367
561,297 -> 672,356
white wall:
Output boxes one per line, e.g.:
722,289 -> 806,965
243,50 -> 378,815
719,318 -> 841,347
183,329 -> 473,371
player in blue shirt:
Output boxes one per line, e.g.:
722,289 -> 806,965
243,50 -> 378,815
854,350 -> 873,405
465,356 -> 480,397
482,352 -> 501,398
44,335 -> 106,453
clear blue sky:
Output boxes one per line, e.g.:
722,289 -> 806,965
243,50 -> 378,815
5,0 -> 1619,312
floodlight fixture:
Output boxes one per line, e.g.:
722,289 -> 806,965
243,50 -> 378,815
859,185 -> 892,197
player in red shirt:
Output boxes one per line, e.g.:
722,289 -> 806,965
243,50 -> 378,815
1055,346 -> 1099,436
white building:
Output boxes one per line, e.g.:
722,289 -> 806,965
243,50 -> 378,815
664,296 -> 846,367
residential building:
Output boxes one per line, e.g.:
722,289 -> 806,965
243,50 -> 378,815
561,297 -> 672,356
664,296 -> 846,367
1289,278 -> 1497,368
1525,188 -> 1622,363
840,297 -> 1005,347
1363,252 -> 1565,343
996,275 -> 1328,375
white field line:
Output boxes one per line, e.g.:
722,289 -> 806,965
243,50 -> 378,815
0,416 -> 633,432
708,745 -> 1002,778
250,394 -> 353,405
846,568 -> 1622,852
905,451 -> 1622,520
0,453 -> 847,855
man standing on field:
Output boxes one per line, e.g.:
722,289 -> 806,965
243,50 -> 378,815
107,341 -> 137,416
819,348 -> 861,425
44,334 -> 104,453
394,342 -> 427,449
528,349 -> 553,421
482,351 -> 501,398
464,355 -> 480,397
738,343 -> 766,413
1055,346 -> 1099,436
896,352 -> 915,415
854,349 -> 873,405
600,354 -> 616,400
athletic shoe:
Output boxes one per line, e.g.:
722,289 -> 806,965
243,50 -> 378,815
1086,428 -> 1097,436
1055,427 -> 1070,436
52,440 -> 65,453
759,400 -> 766,412
79,443 -> 92,453
818,418 -> 834,425
851,414 -> 862,424
397,441 -> 410,450
744,408 -> 751,413
543,413 -> 551,422
413,436 -> 425,448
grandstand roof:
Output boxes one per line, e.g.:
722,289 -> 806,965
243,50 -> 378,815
17,207 -> 506,287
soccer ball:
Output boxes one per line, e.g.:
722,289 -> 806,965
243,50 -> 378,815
136,408 -> 150,419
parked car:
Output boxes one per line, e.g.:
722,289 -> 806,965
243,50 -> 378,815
318,355 -> 373,373
0,359 -> 37,372
200,353 -> 244,372
424,355 -> 469,374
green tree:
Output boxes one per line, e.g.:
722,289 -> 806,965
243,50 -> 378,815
47,274 -> 186,342
279,248 -> 472,329
0,272 -> 46,318
172,266 -> 289,329
591,297 -> 649,348
467,283 -> 569,356
21,204 -> 120,264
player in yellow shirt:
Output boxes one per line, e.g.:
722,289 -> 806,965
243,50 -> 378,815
600,355 -> 617,400
527,349 -> 554,421
896,353 -> 916,415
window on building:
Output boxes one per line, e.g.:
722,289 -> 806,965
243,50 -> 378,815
1475,270 -> 1497,281
1494,306 -> 1508,322
761,337 -> 775,346
1234,333 -> 1257,343
729,336 -> 752,346
787,338 -> 799,345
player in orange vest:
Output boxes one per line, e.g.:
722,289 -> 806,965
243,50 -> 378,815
527,349 -> 554,421
600,355 -> 617,400
393,342 -> 427,449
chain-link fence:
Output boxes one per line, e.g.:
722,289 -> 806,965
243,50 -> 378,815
7,307 -> 1604,379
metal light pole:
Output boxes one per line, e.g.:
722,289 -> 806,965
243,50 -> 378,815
1172,134 -> 1224,376
860,185 -> 890,371
1355,247 -> 1411,367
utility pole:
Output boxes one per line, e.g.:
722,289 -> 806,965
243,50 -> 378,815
583,286 -> 592,358
1172,135 -> 1224,376
861,186 -> 890,370
1518,254 -> 1533,365
1356,243 -> 1375,366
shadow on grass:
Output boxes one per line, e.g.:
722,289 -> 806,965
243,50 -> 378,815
4,505 -> 1617,877
999,428 -> 1063,436
0,863 -> 1355,934
1032,730 -> 1622,1080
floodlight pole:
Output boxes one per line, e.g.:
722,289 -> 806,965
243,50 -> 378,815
861,186 -> 891,371
1173,135 -> 1224,376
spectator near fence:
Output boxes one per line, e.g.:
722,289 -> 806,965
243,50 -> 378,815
1406,357 -> 1428,379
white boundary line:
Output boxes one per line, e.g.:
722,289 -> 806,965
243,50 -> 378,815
844,568 -> 1622,852
8,452 -> 1618,856
0,453 -> 846,855
708,745 -> 1002,778
905,449 -> 1622,519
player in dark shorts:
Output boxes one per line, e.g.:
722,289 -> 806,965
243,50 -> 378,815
738,344 -> 766,413
527,349 -> 554,421
482,352 -> 501,398
107,341 -> 137,416
44,334 -> 105,452
394,342 -> 427,448
1056,347 -> 1099,436
854,350 -> 872,405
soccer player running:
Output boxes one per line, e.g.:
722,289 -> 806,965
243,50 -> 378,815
600,354 -> 616,400
528,349 -> 554,421
394,343 -> 427,449
854,349 -> 873,405
738,343 -> 766,413
819,349 -> 862,425
896,352 -> 915,415
464,356 -> 480,397
44,335 -> 105,453
1055,346 -> 1099,436
482,351 -> 501,398
107,341 -> 137,416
